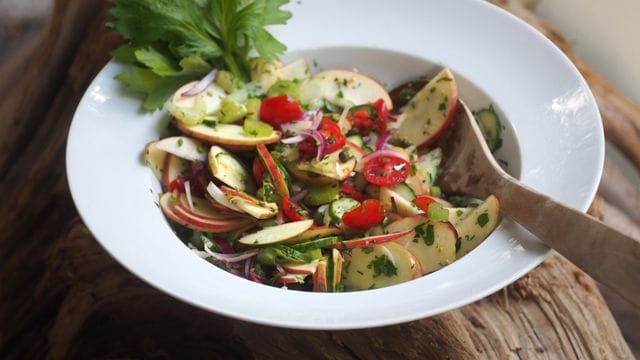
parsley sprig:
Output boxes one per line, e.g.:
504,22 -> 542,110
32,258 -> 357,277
107,0 -> 291,110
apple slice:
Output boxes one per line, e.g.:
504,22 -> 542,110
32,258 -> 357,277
154,136 -> 207,162
159,193 -> 251,233
238,220 -> 314,245
275,273 -> 308,285
208,145 -> 255,193
396,222 -> 457,274
162,154 -> 190,190
219,185 -> 278,219
175,193 -> 236,220
282,226 -> 342,244
379,187 -> 423,217
340,242 -> 420,291
286,164 -> 340,186
143,141 -> 166,180
313,258 -> 329,292
294,147 -> 357,181
329,248 -> 344,292
455,195 -> 501,257
394,68 -> 459,147
299,69 -> 392,110
282,259 -> 319,275
175,122 -> 281,150
256,144 -> 290,197
331,229 -> 413,249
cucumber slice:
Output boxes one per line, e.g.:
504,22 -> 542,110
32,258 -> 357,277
305,183 -> 340,206
292,236 -> 341,252
329,198 -> 360,225
346,134 -> 365,147
416,148 -> 442,186
475,105 -> 503,152
208,146 -> 255,193
389,183 -> 415,201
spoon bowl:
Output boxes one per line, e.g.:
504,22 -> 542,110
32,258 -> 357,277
438,101 -> 640,308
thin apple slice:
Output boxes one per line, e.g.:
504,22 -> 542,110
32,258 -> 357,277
340,242 -> 420,291
159,193 -> 250,233
286,164 -> 340,186
144,141 -> 166,180
162,154 -> 190,190
282,259 -> 319,275
395,222 -> 457,274
238,220 -> 314,245
294,148 -> 356,181
175,193 -> 236,220
313,258 -> 329,292
379,187 -> 423,217
220,185 -> 278,219
175,122 -> 281,150
208,145 -> 255,193
394,68 -> 458,147
329,248 -> 344,292
275,273 -> 307,285
299,69 -> 392,110
331,230 -> 413,249
455,195 -> 501,257
282,226 -> 342,244
256,144 -> 290,197
154,136 -> 207,162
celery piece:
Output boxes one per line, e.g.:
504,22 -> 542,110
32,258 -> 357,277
243,117 -> 273,137
214,70 -> 236,93
427,202 -> 449,222
266,80 -> 301,101
218,97 -> 247,123
304,183 -> 340,206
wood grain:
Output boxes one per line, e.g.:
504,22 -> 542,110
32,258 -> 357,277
0,0 -> 636,359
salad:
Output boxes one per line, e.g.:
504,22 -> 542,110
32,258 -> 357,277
109,0 -> 501,291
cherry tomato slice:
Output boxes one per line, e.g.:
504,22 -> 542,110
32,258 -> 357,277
259,95 -> 304,127
363,154 -> 410,186
281,196 -> 309,221
298,118 -> 346,157
340,180 -> 365,202
413,195 -> 437,212
342,199 -> 385,231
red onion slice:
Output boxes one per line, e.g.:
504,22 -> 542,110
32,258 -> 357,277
280,135 -> 307,144
203,247 -> 259,263
182,69 -> 218,97
212,238 -> 235,254
309,110 -> 323,130
302,129 -> 327,161
290,189 -> 309,203
376,131 -> 390,151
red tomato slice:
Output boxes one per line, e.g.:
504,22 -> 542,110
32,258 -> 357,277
342,199 -> 385,231
281,196 -> 309,221
259,95 -> 304,127
298,119 -> 346,157
340,180 -> 365,202
413,195 -> 437,212
363,154 -> 410,186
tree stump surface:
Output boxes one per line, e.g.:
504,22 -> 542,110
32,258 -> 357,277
1,1 -> 638,359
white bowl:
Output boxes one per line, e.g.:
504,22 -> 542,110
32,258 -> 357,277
66,0 -> 603,329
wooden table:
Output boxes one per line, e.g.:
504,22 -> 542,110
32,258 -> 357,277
1,0 -> 639,358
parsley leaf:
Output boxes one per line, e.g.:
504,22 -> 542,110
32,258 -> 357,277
107,0 -> 291,110
367,255 -> 398,278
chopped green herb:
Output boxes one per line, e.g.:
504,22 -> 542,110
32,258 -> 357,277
177,138 -> 184,147
477,213 -> 489,227
362,247 -> 374,254
367,255 -> 398,278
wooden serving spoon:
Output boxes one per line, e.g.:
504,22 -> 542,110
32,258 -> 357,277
437,101 -> 640,308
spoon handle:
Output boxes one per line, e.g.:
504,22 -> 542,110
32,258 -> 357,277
495,178 -> 640,308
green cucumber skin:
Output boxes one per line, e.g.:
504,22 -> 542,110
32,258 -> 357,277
390,183 -> 415,201
329,198 -> 360,224
305,183 -> 340,206
475,105 -> 503,152
292,236 -> 341,252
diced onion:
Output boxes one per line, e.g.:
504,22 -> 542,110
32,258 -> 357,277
182,69 -> 218,97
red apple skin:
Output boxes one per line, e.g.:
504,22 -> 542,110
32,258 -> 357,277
282,263 -> 317,276
159,193 -> 189,225
176,193 -> 235,220
331,229 -> 413,249
219,186 -> 258,203
331,249 -> 344,292
313,261 -> 328,292
162,154 -> 187,190
256,144 -> 290,197
172,204 -> 252,233
174,121 -> 281,150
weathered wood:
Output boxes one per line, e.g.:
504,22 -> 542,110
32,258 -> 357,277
0,0 -> 636,359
